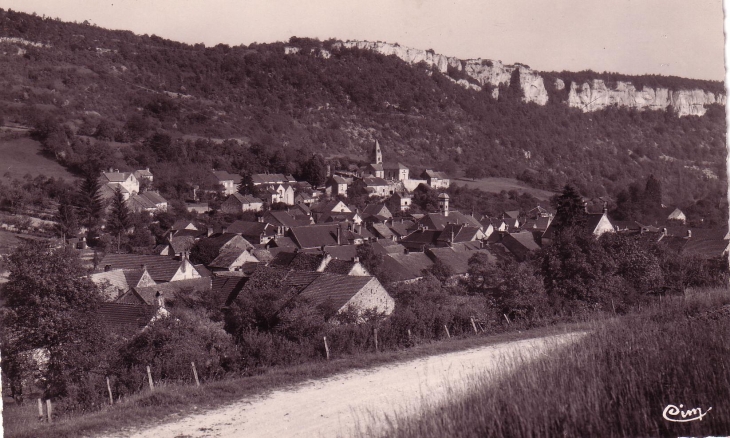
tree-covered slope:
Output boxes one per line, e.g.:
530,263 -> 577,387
0,8 -> 725,208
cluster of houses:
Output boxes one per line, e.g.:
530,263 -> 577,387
90,172 -> 730,334
218,140 -> 450,214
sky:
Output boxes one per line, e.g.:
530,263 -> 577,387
0,0 -> 726,81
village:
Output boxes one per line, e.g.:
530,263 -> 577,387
39,139 -> 722,332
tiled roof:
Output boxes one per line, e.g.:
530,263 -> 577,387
123,268 -> 148,288
401,229 -> 441,247
682,239 -> 730,259
169,235 -> 196,254
209,248 -> 248,269
127,194 -> 156,210
290,225 -> 340,248
382,162 -> 408,170
251,248 -> 274,263
321,245 -> 359,260
500,231 -> 540,261
270,236 -> 298,248
389,222 -> 412,237
422,169 -> 447,179
436,224 -> 481,243
371,241 -> 407,256
141,191 -> 167,205
299,274 -> 374,310
227,221 -> 276,237
194,264 -> 212,277
133,277 -> 213,305
203,233 -> 253,253
171,220 -> 198,231
134,169 -> 153,177
101,172 -> 133,183
228,193 -> 263,204
270,251 -> 323,271
323,259 -> 356,275
331,175 -> 349,184
266,211 -> 309,228
362,203 -> 392,218
363,176 -> 389,186
252,173 -> 289,185
317,211 -> 359,224
90,270 -> 130,300
97,303 -> 156,331
384,252 -> 434,282
371,223 -> 394,239
99,254 -> 185,282
211,276 -> 249,306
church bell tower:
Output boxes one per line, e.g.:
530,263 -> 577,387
374,140 -> 383,165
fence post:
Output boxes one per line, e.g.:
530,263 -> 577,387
407,329 -> 412,345
323,336 -> 330,361
444,325 -> 451,338
147,365 -> 154,390
503,313 -> 511,325
37,398 -> 43,422
191,362 -> 200,386
611,299 -> 616,315
46,399 -> 52,423
373,327 -> 379,352
106,376 -> 114,405
470,317 -> 478,334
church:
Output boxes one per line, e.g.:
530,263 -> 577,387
366,140 -> 409,182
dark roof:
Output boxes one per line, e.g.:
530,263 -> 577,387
133,277 -> 213,305
100,254 -> 185,282
270,236 -> 297,248
227,221 -> 277,238
299,274 -> 374,310
436,224 -> 481,244
322,245 -> 359,260
194,264 -> 212,277
389,222 -> 412,237
362,203 -> 392,218
331,175 -> 349,184
310,200 -> 348,214
203,233 -> 253,253
419,211 -> 481,231
371,223 -> 394,239
401,229 -> 441,249
363,176 -> 389,186
290,225 -> 340,248
422,169 -> 447,179
97,303 -> 156,331
212,170 -> 242,184
227,193 -> 263,205
382,162 -> 408,170
171,220 -> 198,231
501,231 -> 541,261
323,259 -> 356,275
169,235 -> 196,254
384,252 -> 434,282
427,247 -> 493,275
269,251 -> 323,271
251,173 -> 289,185
211,276 -> 249,307
682,239 -> 729,259
266,211 -> 310,228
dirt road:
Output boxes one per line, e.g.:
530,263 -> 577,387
104,332 -> 584,438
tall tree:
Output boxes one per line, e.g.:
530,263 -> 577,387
54,201 -> 79,243
106,186 -> 132,252
77,172 -> 104,230
0,242 -> 105,402
552,184 -> 587,230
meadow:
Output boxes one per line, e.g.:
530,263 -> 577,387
381,288 -> 730,438
452,176 -> 557,201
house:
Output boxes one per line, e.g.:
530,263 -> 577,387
501,211 -> 521,229
667,207 -> 687,224
388,192 -> 412,212
294,192 -> 317,206
209,170 -> 242,195
299,274 -> 395,319
126,191 -> 168,213
367,163 -> 385,179
227,220 -> 278,245
264,210 -> 313,234
220,193 -> 264,214
288,224 -> 370,249
96,302 -> 157,334
90,266 -> 156,301
383,163 -> 409,181
435,224 -> 485,246
421,170 -> 450,189
211,276 -> 249,307
362,203 -> 393,220
426,246 -> 495,278
317,210 -> 362,225
310,200 -> 351,222
362,176 -> 390,197
521,216 -> 552,232
133,168 -> 154,183
99,182 -> 130,201
501,231 -> 541,261
259,183 -> 295,205
328,175 -> 350,197
542,211 -> 615,244
99,170 -> 140,197
400,228 -> 441,251
99,253 -> 202,283
201,232 -> 254,256
251,173 -> 294,186
118,277 -> 213,306
208,248 -> 260,272
185,202 -> 210,214
171,220 -> 198,232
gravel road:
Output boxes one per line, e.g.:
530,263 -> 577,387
103,332 -> 584,438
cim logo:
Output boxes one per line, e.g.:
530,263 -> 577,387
662,404 -> 712,422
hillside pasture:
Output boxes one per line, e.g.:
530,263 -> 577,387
0,134 -> 76,181
452,177 -> 557,201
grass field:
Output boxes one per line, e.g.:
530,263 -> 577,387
381,288 -> 730,438
2,323 -> 586,438
0,134 -> 76,181
452,176 -> 557,201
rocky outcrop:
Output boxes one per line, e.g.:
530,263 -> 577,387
292,40 -> 724,117
567,80 -> 726,116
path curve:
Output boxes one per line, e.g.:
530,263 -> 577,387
103,332 -> 585,438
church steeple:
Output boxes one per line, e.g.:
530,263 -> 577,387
374,140 -> 382,165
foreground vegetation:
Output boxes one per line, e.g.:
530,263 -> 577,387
2,323 -> 582,438
383,288 -> 730,438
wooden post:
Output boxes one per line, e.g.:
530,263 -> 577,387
503,313 -> 511,325
444,325 -> 451,338
37,398 -> 43,422
470,317 -> 478,334
323,336 -> 330,361
147,365 -> 154,390
46,399 -> 52,423
191,362 -> 200,386
407,329 -> 412,344
106,377 -> 114,405
611,299 -> 616,315
373,328 -> 378,352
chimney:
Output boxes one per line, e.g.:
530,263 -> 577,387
352,256 -> 359,263
336,225 -> 341,245
155,291 -> 165,309
140,264 -> 147,271
222,227 -> 228,234
258,216 -> 264,223
104,264 -> 112,272
687,229 -> 692,238
603,202 -> 608,214
662,227 -> 668,236
207,227 -> 214,237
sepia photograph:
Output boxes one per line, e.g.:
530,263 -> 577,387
0,0 -> 727,436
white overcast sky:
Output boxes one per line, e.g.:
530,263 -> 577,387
0,0 -> 726,81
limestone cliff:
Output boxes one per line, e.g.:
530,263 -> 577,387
291,40 -> 723,116
567,80 -> 726,117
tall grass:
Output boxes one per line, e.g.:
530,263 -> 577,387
383,288 -> 730,437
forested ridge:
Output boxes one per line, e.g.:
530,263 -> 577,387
0,8 -> 726,212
